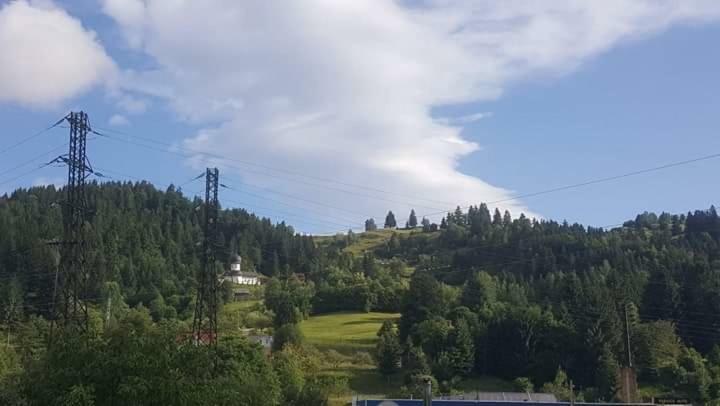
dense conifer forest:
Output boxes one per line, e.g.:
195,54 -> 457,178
1,183 -> 720,403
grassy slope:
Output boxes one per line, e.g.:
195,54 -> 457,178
315,228 -> 429,255
301,311 -> 512,404
301,311 -> 399,353
302,312 -> 399,403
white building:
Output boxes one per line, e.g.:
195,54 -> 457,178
223,255 -> 263,285
249,335 -> 273,349
225,271 -> 262,285
230,255 -> 242,272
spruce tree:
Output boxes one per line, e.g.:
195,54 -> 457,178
365,218 -> 377,232
449,319 -> 475,376
384,211 -> 397,229
404,338 -> 431,376
408,209 -> 418,228
375,320 -> 401,376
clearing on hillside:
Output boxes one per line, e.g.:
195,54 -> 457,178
315,228 -> 433,255
301,311 -> 399,353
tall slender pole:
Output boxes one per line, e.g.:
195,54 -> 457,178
51,111 -> 92,337
625,303 -> 633,367
423,377 -> 432,406
192,168 -> 220,345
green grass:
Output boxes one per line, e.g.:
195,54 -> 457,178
315,228 -> 431,255
223,299 -> 260,313
302,311 -> 514,405
301,311 -> 399,405
301,311 -> 399,353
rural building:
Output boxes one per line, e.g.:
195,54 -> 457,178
232,288 -> 252,301
222,255 -> 264,285
224,271 -> 263,285
230,255 -> 242,272
248,335 -> 273,349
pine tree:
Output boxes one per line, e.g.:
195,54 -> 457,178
384,211 -> 397,229
421,217 -> 431,232
503,210 -> 512,226
375,320 -> 401,376
492,208 -> 503,226
449,319 -> 475,376
596,345 -> 620,401
408,209 -> 418,228
404,338 -> 431,376
461,271 -> 497,311
365,218 -> 377,232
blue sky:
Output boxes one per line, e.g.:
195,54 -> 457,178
1,1 -> 719,233
457,22 -> 720,227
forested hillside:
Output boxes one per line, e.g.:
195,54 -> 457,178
0,182 -> 317,321
2,183 -> 720,403
357,205 -> 720,401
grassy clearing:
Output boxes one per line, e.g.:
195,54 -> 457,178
301,311 -> 399,354
315,229 -> 429,255
223,299 -> 261,313
302,311 -> 513,405
301,311 -> 399,405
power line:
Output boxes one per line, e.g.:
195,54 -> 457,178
93,126 -> 459,207
220,183 -> 362,225
416,152 -> 720,220
90,164 -> 362,228
96,132 -> 449,212
0,115 -> 67,156
0,144 -> 69,188
96,126 -> 720,237
221,175 -> 376,219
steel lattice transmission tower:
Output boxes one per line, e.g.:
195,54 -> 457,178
192,167 -> 220,345
52,111 -> 93,333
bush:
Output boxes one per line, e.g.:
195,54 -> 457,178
513,377 -> 534,392
273,324 -> 304,351
324,349 -> 347,370
352,351 -> 374,366
398,374 -> 438,400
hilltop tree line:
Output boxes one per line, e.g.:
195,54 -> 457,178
368,204 -> 720,401
365,209 -> 430,231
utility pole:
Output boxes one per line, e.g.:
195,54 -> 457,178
624,303 -> 633,367
104,296 -> 112,328
50,112 -> 93,335
192,168 -> 220,345
423,377 -> 432,406
619,302 -> 638,403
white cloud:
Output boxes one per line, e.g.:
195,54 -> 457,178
108,114 -> 130,126
101,0 -> 720,230
111,91 -> 149,114
0,0 -> 115,108
435,112 -> 492,126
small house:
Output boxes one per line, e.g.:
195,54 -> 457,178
249,335 -> 273,350
233,288 -> 252,301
